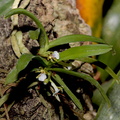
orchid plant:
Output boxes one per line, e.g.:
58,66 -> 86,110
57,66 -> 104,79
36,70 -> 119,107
1,8 -> 119,110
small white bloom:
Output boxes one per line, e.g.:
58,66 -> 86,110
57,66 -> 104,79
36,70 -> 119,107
52,51 -> 59,59
53,89 -> 60,96
51,81 -> 60,96
110,115 -> 113,120
67,66 -> 72,70
38,73 -> 47,81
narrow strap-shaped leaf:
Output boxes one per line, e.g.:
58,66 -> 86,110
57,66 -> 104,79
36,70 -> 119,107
58,44 -> 112,61
72,57 -> 119,82
6,54 -> 48,84
98,0 -> 120,82
5,8 -> 48,49
0,94 -> 9,107
48,34 -> 106,49
47,68 -> 111,106
93,61 -> 119,83
77,57 -> 97,63
52,73 -> 83,110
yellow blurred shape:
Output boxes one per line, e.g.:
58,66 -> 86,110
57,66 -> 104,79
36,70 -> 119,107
76,0 -> 104,37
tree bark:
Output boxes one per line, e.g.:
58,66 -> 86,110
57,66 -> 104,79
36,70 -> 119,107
0,0 -> 93,120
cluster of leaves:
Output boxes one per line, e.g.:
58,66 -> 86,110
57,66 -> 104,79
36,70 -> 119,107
0,8 -> 119,114
93,0 -> 120,119
98,0 -> 120,81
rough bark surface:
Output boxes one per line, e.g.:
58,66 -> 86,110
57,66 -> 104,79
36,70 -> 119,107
0,0 -> 95,120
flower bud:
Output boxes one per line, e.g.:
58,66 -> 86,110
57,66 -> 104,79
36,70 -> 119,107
52,51 -> 59,59
38,73 -> 47,81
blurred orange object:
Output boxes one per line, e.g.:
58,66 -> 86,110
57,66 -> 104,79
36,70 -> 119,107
76,0 -> 104,37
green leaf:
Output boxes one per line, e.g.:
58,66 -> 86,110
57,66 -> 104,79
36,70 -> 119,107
5,67 -> 18,84
5,8 -> 48,50
58,56 -> 119,83
98,0 -> 120,81
47,68 -> 111,106
33,55 -> 49,67
29,28 -> 40,40
95,71 -> 120,120
16,54 -> 34,73
6,54 -> 48,84
52,73 -> 83,110
59,44 -> 112,61
75,58 -> 119,83
6,54 -> 34,84
48,34 -> 106,49
0,94 -> 9,107
0,0 -> 14,16
92,80 -> 113,106
95,82 -> 120,120
93,61 -> 119,83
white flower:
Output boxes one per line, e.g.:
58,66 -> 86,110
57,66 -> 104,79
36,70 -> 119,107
53,89 -> 60,96
52,51 -> 59,59
67,66 -> 72,70
38,73 -> 47,81
51,81 -> 60,96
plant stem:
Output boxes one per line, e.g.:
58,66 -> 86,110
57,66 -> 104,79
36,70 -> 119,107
5,8 -> 49,50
